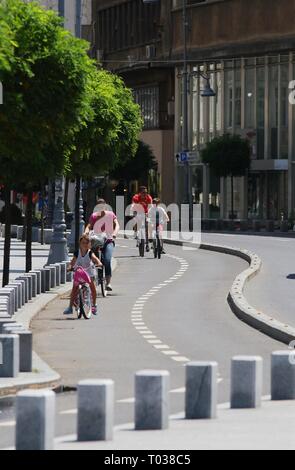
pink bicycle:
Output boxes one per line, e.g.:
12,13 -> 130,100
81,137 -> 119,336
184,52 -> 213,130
73,267 -> 92,320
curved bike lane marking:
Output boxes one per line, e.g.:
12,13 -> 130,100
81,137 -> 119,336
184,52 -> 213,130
130,253 -> 193,364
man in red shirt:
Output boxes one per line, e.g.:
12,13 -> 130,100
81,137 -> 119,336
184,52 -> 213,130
131,186 -> 153,252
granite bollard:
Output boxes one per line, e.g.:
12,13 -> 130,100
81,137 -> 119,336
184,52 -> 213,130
30,271 -> 41,295
0,334 -> 19,377
16,389 -> 56,450
7,283 -> 22,310
48,266 -> 56,289
135,370 -> 170,430
16,277 -> 29,303
185,361 -> 218,419
43,268 -> 51,292
78,379 -> 114,442
2,326 -> 32,373
271,351 -> 295,400
0,289 -> 15,316
231,356 -> 263,409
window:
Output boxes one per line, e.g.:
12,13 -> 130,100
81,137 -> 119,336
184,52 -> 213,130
133,86 -> 160,129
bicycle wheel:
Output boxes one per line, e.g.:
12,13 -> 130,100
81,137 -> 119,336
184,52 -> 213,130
153,239 -> 157,258
157,235 -> 162,259
139,239 -> 145,257
97,267 -> 107,298
75,293 -> 82,319
80,285 -> 92,320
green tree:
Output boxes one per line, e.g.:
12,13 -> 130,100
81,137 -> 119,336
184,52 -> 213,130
110,140 -> 158,187
201,134 -> 251,219
0,0 -> 94,283
67,69 -> 142,250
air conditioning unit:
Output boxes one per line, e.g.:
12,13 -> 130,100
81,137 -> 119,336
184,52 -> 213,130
146,45 -> 156,59
96,50 -> 104,61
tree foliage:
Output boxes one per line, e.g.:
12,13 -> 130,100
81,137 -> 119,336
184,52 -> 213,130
110,140 -> 157,183
201,134 -> 251,178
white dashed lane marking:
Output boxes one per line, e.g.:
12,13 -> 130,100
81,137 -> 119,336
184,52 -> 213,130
130,253 -> 193,365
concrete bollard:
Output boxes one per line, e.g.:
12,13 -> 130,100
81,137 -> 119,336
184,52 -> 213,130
21,275 -> 32,301
60,262 -> 67,284
11,225 -> 18,238
54,264 -> 61,287
44,229 -> 53,245
13,280 -> 25,306
40,269 -> 46,293
0,318 -> 16,333
185,362 -> 218,419
0,290 -> 15,316
7,284 -> 22,310
78,380 -> 114,442
135,370 -> 170,430
231,356 -> 263,409
17,226 -> 23,240
271,351 -> 295,400
0,334 -> 19,377
48,266 -> 56,289
32,227 -> 39,243
30,271 -> 41,295
43,268 -> 51,292
28,272 -> 37,298
16,389 -> 56,450
2,326 -> 32,373
16,277 -> 29,303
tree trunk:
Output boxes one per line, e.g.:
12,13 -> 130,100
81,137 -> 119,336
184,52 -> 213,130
2,188 -> 11,287
64,177 -> 69,214
231,174 -> 234,220
40,186 -> 45,245
25,190 -> 33,273
75,175 -> 80,253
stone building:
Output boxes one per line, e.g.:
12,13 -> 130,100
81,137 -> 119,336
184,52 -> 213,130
87,0 -> 295,222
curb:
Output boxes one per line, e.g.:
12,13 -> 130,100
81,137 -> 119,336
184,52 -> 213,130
163,237 -> 295,346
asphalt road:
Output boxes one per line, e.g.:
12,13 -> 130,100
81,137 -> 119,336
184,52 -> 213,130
0,237 -> 285,448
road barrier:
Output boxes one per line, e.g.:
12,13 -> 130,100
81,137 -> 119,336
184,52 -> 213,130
78,379 -> 114,442
135,370 -> 170,430
231,356 -> 263,409
271,351 -> 295,400
16,390 -> 55,450
11,350 -> 295,450
185,361 -> 218,419
0,334 -> 19,378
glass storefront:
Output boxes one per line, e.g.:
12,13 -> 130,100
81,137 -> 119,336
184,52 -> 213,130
178,53 -> 293,219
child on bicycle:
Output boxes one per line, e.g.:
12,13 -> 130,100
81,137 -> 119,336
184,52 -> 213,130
63,234 -> 102,316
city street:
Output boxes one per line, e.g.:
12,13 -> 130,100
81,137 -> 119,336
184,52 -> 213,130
0,236 -> 284,449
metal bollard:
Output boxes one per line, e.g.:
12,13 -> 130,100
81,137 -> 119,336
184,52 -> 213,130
16,389 -> 56,450
135,370 -> 170,430
60,262 -> 67,284
43,268 -> 51,292
48,266 -> 56,289
231,356 -> 263,409
271,351 -> 295,400
54,264 -> 61,287
185,361 -> 218,419
78,379 -> 114,442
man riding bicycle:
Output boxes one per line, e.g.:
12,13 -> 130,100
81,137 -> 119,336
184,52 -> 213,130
131,186 -> 153,252
84,199 -> 120,292
148,198 -> 170,255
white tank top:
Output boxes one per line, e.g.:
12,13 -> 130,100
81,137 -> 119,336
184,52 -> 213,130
74,249 -> 95,277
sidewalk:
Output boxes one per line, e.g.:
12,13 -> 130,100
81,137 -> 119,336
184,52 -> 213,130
0,237 -> 64,396
0,239 -> 50,287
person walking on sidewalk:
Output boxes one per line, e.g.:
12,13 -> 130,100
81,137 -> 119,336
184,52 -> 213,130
84,199 -> 120,292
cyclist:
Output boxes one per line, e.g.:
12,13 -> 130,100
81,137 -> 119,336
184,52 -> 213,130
131,186 -> 153,252
148,198 -> 170,255
84,199 -> 120,292
63,234 -> 102,316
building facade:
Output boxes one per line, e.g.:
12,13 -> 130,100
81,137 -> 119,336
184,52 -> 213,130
88,0 -> 295,220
